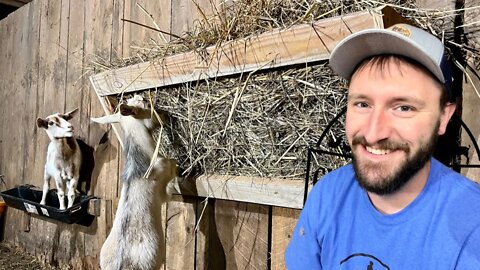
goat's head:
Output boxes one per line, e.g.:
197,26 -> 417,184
91,95 -> 159,129
37,108 -> 79,139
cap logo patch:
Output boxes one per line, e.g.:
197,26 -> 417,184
390,25 -> 411,38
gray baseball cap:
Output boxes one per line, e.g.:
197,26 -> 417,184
329,23 -> 452,93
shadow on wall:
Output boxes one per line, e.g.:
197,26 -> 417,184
0,4 -> 18,20
84,130 -> 117,197
76,138 -> 94,195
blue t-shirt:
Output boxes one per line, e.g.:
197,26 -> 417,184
285,158 -> 480,269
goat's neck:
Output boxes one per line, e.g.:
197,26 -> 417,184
49,137 -> 77,155
122,119 -> 157,157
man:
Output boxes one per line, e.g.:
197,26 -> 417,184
285,24 -> 480,269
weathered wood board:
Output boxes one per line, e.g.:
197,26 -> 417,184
214,200 -> 270,269
169,174 -> 306,209
271,207 -> 301,270
122,0 -> 172,57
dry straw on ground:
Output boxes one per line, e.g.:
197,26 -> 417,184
89,0 -> 480,180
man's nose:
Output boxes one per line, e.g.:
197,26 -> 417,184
363,109 -> 391,144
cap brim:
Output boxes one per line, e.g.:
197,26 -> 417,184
329,29 -> 445,83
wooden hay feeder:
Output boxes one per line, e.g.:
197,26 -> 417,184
89,6 -> 410,210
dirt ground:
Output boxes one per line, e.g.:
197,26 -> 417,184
0,242 -> 59,270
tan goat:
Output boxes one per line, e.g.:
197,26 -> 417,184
36,108 -> 81,210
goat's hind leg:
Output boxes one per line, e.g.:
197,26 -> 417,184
40,172 -> 51,205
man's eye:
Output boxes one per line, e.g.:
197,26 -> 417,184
355,102 -> 369,108
397,105 -> 414,112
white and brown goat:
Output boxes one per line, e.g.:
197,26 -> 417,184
36,109 -> 81,210
91,95 -> 177,270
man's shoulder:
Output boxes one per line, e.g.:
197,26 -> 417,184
432,158 -> 480,198
307,164 -> 358,202
431,159 -> 480,223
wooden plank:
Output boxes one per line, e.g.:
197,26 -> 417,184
90,7 -> 398,96
110,0 -> 124,59
31,0 -> 49,191
170,0 -> 221,37
82,3 -> 123,268
37,0 -> 64,264
85,0 -> 117,200
97,199 -> 113,257
83,4 -> 120,268
169,174 -> 306,209
466,134 -> 480,183
462,0 -> 480,180
271,207 -> 301,270
165,195 -> 196,270
11,0 -> 28,188
1,0 -> 22,248
0,8 -> 6,183
65,0 -> 86,193
21,0 -> 41,191
4,0 -> 18,192
55,2 -> 88,267
195,198 -> 231,270
25,0 -> 48,259
461,73 -> 480,173
15,2 -> 40,257
195,198 -> 212,270
214,200 -> 269,269
122,0 -> 172,57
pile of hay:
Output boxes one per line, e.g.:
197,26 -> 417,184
90,0 -> 480,179
151,63 -> 348,179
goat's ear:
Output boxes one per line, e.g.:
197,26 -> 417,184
36,118 -> 48,129
62,108 -> 79,121
119,104 -> 138,116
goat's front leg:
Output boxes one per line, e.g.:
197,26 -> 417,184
54,175 -> 67,210
40,171 -> 51,205
66,177 -> 78,209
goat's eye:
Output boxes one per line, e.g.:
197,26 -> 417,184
48,121 -> 54,126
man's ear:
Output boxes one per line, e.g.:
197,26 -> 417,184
438,103 -> 457,135
36,118 -> 48,129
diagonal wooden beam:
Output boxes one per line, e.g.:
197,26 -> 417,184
90,6 -> 409,97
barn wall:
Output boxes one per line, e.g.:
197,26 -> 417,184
0,0 -> 301,269
0,0 -> 122,268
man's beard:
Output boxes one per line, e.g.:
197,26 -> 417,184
351,122 -> 440,195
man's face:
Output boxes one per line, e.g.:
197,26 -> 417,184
345,58 -> 455,195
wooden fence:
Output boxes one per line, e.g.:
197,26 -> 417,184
0,0 -> 479,269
